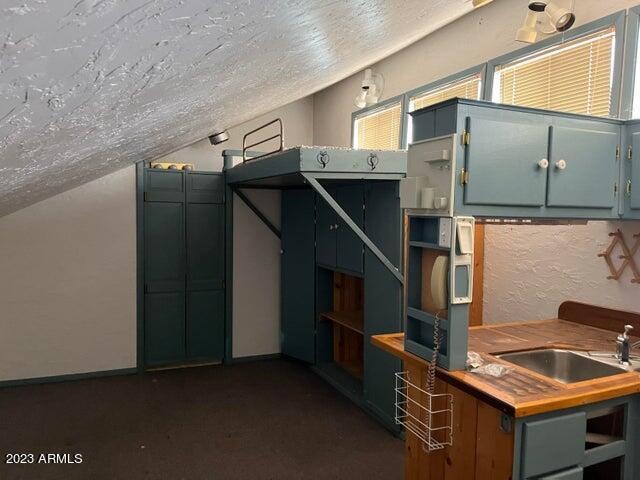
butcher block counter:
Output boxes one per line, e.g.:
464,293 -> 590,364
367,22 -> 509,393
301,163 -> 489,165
373,302 -> 640,480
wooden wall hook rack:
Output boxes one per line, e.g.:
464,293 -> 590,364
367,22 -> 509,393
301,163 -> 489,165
598,230 -> 640,284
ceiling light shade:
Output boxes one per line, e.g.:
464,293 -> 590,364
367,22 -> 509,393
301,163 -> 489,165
544,0 -> 575,32
354,68 -> 384,109
516,10 -> 540,43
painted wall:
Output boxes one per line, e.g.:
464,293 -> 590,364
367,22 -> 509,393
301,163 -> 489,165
312,0 -> 640,322
0,166 -> 136,382
157,97 -> 314,358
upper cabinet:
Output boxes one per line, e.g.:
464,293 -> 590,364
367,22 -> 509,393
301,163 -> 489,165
316,184 -> 364,275
623,121 -> 640,219
409,99 -> 623,220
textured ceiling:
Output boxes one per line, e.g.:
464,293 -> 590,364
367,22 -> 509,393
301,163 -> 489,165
0,0 -> 480,215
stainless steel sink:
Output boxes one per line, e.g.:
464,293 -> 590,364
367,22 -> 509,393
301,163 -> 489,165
496,349 -> 627,384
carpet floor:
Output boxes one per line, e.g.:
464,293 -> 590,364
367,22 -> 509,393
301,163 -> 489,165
0,359 -> 403,480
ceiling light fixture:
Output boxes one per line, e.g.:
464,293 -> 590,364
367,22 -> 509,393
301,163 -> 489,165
354,68 -> 384,109
209,130 -> 229,145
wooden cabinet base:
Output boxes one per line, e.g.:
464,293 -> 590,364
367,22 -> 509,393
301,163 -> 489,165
404,358 -> 514,480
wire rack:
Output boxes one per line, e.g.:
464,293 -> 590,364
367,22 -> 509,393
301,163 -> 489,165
395,371 -> 453,452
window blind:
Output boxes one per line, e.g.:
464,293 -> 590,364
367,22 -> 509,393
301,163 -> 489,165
354,102 -> 402,150
494,27 -> 616,117
409,74 -> 483,112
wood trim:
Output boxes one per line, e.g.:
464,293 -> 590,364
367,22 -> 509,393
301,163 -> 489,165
469,223 -> 485,327
558,301 -> 640,334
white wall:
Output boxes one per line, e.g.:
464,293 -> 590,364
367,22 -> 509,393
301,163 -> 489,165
157,97 -> 314,358
0,166 -> 137,381
312,0 -> 640,322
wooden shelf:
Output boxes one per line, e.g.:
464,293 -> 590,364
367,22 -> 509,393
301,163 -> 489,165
319,310 -> 364,334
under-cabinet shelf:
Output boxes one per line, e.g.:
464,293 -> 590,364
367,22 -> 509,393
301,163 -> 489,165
408,240 -> 449,251
319,310 -> 364,335
335,359 -> 364,379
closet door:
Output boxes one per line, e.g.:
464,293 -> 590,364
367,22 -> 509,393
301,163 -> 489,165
144,169 -> 187,365
186,173 -> 225,361
281,190 -> 316,363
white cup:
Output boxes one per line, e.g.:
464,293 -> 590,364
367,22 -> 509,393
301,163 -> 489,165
421,187 -> 435,209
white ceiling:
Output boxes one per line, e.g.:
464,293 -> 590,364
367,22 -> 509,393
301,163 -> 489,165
0,0 -> 480,215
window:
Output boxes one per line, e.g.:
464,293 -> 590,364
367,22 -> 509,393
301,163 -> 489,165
353,101 -> 402,150
408,73 -> 483,112
492,27 -> 616,117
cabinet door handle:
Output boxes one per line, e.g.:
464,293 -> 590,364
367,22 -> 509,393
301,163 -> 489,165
329,225 -> 334,230
538,158 -> 549,169
555,159 -> 567,170
627,180 -> 632,196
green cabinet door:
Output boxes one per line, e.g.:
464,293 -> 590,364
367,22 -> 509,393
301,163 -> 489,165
335,184 -> 364,274
363,181 -> 402,428
186,174 -> 225,361
281,190 -> 316,363
629,128 -> 640,214
143,169 -> 225,367
144,170 -> 187,365
316,187 -> 337,268
464,113 -> 549,207
547,124 -> 619,210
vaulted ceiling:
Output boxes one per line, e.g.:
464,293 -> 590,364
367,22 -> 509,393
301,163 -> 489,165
0,0 -> 482,215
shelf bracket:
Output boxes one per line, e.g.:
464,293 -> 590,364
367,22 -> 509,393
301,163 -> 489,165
233,187 -> 281,239
302,173 -> 404,285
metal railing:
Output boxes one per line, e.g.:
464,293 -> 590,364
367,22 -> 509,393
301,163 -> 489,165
242,118 -> 284,163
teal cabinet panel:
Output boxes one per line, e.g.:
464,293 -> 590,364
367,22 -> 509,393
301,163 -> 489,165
521,412 -> 586,478
186,172 -> 224,204
144,169 -> 184,202
464,115 -> 549,207
187,203 -> 224,290
187,290 -> 224,360
539,467 -> 583,480
144,202 -> 185,293
316,187 -> 337,268
630,129 -> 640,211
281,190 -> 316,363
335,184 -> 364,274
145,292 -> 186,365
363,181 -> 402,427
547,125 -> 619,209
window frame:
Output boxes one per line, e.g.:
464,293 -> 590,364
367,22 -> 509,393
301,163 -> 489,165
621,5 -> 640,119
484,11 -> 626,118
402,63 -> 487,146
351,94 -> 406,150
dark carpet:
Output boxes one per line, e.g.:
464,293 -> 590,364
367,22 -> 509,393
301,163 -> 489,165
0,359 -> 403,480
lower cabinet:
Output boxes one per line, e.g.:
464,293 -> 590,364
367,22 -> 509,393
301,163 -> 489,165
398,356 -> 638,480
281,181 -> 401,430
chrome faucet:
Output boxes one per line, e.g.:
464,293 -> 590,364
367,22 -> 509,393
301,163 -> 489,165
616,325 -> 635,365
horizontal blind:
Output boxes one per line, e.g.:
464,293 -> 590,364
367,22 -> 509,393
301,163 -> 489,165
354,102 -> 402,150
495,27 -> 615,117
409,74 -> 482,112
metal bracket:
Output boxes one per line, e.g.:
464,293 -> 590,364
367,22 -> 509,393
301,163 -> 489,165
500,413 -> 512,433
233,188 -> 281,239
302,173 -> 404,285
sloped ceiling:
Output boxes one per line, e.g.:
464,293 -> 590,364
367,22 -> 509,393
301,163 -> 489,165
0,0 -> 482,216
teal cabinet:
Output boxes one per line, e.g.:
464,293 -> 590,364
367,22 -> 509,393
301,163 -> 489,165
281,190 -> 316,364
464,113 -> 548,207
623,121 -> 640,219
335,185 -> 364,274
316,184 -> 364,275
143,169 -> 225,367
410,99 -> 624,220
316,186 -> 338,268
547,122 -> 619,210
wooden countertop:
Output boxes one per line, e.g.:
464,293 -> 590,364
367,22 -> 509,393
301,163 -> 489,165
373,319 -> 640,418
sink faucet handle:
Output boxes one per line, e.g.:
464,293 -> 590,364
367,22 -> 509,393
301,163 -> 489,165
623,325 -> 634,339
